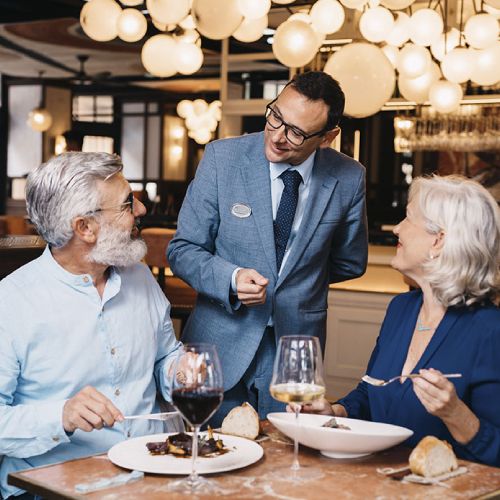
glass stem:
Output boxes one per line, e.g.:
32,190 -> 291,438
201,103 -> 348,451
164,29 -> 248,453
292,405 -> 300,471
189,425 -> 200,485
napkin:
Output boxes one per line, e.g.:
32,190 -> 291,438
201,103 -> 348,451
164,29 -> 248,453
75,470 -> 144,493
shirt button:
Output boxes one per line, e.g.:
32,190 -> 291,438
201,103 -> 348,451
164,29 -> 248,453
111,348 -> 116,355
115,389 -> 120,396
83,276 -> 89,283
127,431 -> 131,438
52,436 -> 60,442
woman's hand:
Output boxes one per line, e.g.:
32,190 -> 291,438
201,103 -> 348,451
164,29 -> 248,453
412,368 -> 479,444
412,368 -> 459,419
286,398 -> 347,417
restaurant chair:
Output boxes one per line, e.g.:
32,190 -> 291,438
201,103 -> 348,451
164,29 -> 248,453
140,227 -> 197,337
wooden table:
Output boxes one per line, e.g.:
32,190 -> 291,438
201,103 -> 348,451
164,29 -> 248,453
8,423 -> 500,499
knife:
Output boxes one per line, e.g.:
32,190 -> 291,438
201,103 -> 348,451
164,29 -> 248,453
124,411 -> 179,421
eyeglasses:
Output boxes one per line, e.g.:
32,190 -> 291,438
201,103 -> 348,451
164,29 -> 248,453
86,192 -> 134,217
265,102 -> 330,146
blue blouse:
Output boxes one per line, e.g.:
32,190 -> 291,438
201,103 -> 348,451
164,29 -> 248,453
338,290 -> 500,467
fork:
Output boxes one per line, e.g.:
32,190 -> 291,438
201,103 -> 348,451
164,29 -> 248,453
123,411 -> 179,421
362,373 -> 462,387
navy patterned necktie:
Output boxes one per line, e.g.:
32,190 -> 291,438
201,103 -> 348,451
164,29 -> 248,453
274,169 -> 303,272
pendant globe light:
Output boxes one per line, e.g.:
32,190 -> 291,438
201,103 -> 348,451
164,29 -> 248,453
237,0 -> 271,20
80,0 -> 122,42
464,14 -> 499,49
428,80 -> 463,113
192,0 -> 243,40
117,8 -> 148,42
27,72 -> 53,133
146,0 -> 190,25
272,19 -> 319,68
397,43 -> 431,78
409,9 -> 443,46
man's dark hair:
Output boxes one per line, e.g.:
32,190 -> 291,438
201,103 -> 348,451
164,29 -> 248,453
288,71 -> 345,130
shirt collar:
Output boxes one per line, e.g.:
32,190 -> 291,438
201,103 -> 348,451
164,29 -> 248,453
39,245 -> 120,290
269,150 -> 316,185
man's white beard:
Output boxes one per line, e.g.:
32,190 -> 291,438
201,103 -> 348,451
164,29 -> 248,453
88,221 -> 147,267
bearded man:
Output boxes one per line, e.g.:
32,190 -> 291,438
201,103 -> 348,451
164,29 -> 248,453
0,153 -> 183,499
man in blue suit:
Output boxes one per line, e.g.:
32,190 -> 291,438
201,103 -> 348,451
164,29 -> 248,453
168,71 -> 368,425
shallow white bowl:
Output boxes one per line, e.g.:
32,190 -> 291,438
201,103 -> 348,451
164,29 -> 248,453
267,412 -> 413,459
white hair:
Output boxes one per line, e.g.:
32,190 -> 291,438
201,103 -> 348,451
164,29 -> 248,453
410,175 -> 500,307
26,152 -> 123,248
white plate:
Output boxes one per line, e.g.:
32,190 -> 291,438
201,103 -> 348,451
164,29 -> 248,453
268,413 -> 413,459
108,432 -> 263,475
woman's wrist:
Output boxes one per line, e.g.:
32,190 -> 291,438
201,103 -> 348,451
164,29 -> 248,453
442,400 -> 480,445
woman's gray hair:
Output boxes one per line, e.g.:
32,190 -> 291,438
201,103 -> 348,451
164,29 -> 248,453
26,152 -> 124,248
410,175 -> 500,307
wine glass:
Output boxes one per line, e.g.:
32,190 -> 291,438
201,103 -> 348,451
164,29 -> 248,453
270,336 -> 325,479
168,343 -> 224,493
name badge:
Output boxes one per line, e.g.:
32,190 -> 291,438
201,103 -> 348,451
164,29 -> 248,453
231,203 -> 252,218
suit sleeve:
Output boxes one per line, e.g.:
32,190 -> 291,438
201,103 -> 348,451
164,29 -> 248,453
328,166 -> 368,283
454,320 -> 500,467
167,142 -> 239,313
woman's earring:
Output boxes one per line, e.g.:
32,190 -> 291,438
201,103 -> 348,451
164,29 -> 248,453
429,252 -> 435,260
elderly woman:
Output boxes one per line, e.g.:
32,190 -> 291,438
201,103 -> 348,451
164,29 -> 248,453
304,175 -> 500,466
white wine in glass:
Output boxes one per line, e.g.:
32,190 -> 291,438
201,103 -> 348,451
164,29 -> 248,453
270,336 -> 325,479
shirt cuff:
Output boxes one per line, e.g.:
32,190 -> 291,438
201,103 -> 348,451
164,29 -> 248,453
231,267 -> 242,294
38,399 -> 71,445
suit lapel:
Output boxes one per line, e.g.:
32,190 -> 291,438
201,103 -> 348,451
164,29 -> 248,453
241,133 -> 278,280
276,150 -> 338,288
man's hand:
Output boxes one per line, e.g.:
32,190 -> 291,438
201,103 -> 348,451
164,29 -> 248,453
169,352 -> 206,386
235,268 -> 269,306
63,386 -> 124,433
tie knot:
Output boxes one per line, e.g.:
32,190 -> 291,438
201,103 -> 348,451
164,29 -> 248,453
280,169 -> 302,191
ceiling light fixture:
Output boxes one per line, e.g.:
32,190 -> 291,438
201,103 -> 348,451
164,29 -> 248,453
27,71 -> 53,132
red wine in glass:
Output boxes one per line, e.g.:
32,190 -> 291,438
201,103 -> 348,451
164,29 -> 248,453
172,388 -> 223,426
168,343 -> 223,494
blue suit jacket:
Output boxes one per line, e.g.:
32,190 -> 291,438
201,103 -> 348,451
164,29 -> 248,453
338,290 -> 500,467
168,132 -> 368,390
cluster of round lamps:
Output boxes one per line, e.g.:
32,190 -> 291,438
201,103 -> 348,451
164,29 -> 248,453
73,0 -> 500,122
176,99 -> 222,144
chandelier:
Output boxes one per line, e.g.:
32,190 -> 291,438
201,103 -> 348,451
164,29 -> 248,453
80,0 -> 500,119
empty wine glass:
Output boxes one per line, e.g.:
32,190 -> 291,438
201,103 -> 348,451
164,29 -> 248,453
270,336 -> 325,480
167,343 -> 223,493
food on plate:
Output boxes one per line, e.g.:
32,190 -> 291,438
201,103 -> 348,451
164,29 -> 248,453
321,417 -> 351,430
221,402 -> 260,440
409,435 -> 458,478
146,428 -> 228,457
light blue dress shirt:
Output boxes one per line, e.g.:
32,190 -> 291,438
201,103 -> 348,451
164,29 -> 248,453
0,246 -> 183,498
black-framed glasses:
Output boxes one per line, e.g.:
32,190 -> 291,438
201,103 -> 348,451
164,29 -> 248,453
85,191 -> 134,217
265,102 -> 330,146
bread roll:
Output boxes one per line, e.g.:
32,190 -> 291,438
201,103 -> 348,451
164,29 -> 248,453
221,402 -> 260,440
409,436 -> 458,478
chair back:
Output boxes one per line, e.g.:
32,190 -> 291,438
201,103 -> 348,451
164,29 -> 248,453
141,227 -> 176,270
